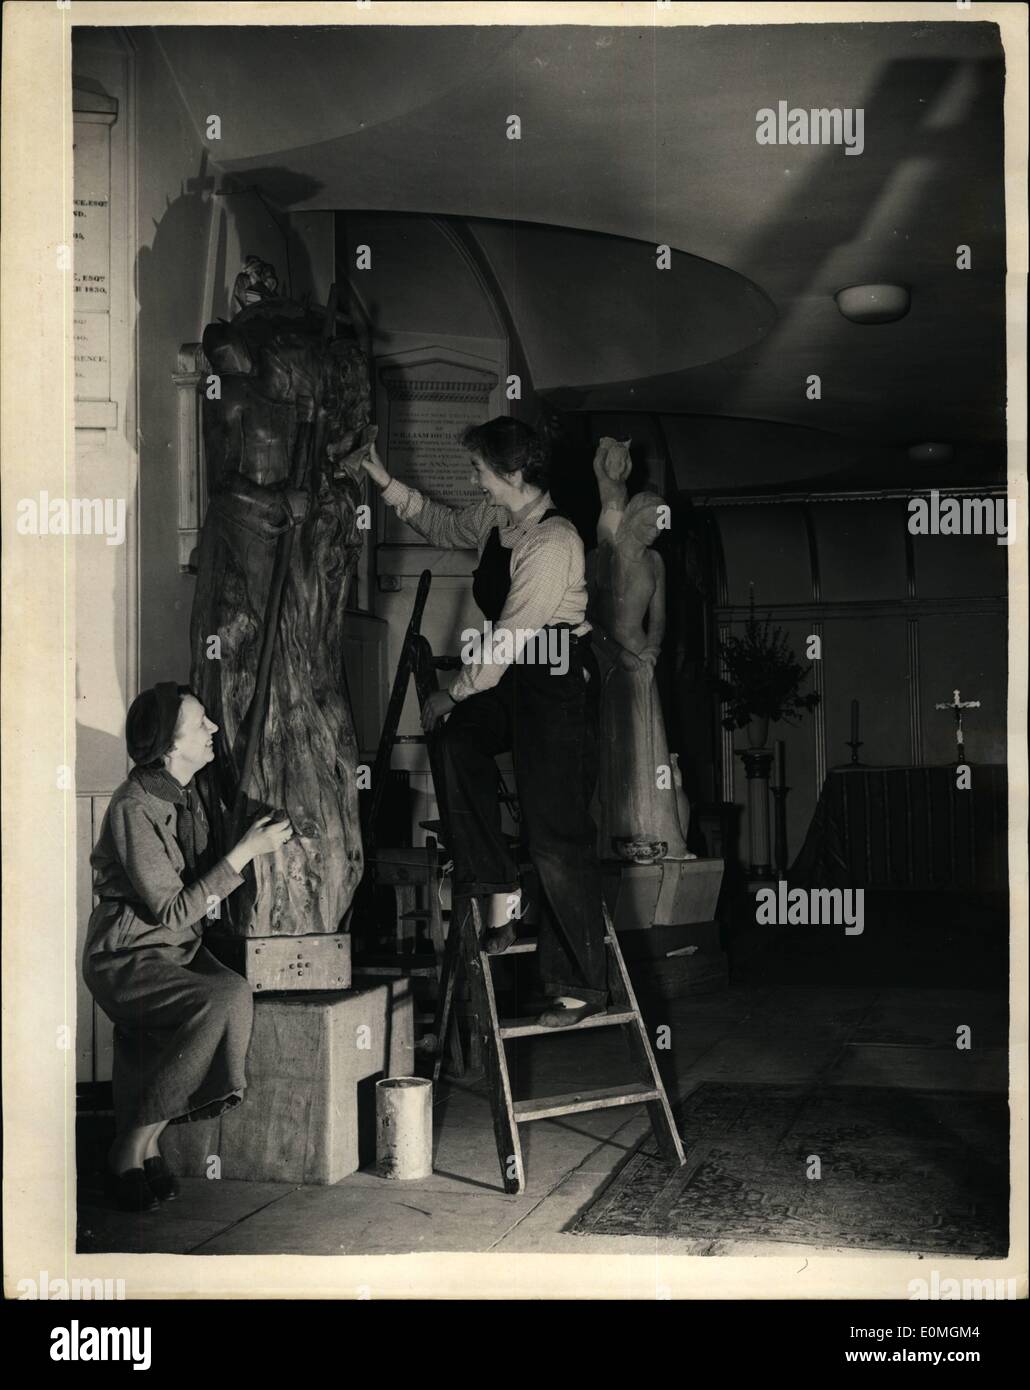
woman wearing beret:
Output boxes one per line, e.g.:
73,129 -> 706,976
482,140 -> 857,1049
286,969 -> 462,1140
83,683 -> 292,1211
362,418 -> 609,1027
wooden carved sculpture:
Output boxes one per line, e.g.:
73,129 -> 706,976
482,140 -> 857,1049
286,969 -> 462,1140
189,285 -> 371,936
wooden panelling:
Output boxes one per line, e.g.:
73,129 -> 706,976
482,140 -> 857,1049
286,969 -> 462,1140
708,498 -> 1007,876
820,616 -> 912,769
77,793 -> 114,1083
810,500 -> 909,603
913,530 -> 1007,599
716,505 -> 813,606
75,797 -> 97,1081
92,796 -> 115,1083
918,613 -> 1008,766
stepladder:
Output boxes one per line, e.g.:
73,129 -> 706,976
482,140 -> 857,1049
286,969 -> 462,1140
357,569 -> 458,1071
452,894 -> 687,1195
359,568 -> 513,1080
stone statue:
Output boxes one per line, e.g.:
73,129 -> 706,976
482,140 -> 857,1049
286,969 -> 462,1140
189,284 -> 371,937
588,445 -> 694,863
593,435 -> 632,545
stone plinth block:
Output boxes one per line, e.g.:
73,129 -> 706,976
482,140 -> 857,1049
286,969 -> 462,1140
602,858 -> 725,930
161,981 -> 414,1185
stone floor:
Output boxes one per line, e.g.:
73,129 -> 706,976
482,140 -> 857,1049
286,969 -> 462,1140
77,978 -> 1008,1257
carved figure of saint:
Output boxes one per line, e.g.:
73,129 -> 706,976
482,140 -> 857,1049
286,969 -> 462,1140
190,296 -> 370,937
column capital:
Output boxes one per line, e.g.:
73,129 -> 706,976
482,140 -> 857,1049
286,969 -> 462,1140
737,749 -> 774,780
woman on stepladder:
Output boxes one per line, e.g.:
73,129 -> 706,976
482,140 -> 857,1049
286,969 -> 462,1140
361,417 -> 609,1026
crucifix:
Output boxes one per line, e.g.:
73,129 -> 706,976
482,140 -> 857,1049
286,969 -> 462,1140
934,688 -> 981,763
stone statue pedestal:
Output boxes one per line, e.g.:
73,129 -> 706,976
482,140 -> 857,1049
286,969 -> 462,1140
601,857 -> 724,931
601,859 -> 728,996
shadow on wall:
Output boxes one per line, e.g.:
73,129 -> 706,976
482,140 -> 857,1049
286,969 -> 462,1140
134,162 -> 325,370
130,158 -> 322,688
207,168 -> 327,318
557,55 -> 1005,451
75,663 -> 131,789
712,54 -> 1006,436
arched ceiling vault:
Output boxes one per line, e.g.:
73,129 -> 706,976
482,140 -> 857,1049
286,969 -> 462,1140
149,21 -> 1007,449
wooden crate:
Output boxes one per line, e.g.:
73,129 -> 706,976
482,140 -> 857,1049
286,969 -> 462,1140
208,932 -> 351,992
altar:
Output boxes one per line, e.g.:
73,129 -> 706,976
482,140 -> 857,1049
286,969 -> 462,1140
789,764 -> 1008,892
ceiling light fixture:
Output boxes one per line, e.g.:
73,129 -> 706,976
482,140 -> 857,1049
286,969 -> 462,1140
907,442 -> 954,464
834,283 -> 911,324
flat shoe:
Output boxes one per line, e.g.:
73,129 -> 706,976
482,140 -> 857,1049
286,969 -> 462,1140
104,1167 -> 160,1213
143,1155 -> 180,1201
483,920 -> 517,954
536,1000 -> 607,1029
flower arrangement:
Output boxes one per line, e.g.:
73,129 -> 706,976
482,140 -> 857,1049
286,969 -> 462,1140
714,593 -> 820,730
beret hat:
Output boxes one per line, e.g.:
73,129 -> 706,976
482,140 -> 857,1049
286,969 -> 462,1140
125,682 -> 183,766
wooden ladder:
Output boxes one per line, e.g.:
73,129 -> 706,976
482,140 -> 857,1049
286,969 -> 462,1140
455,895 -> 687,1195
357,570 -> 457,1072
359,569 -> 512,1080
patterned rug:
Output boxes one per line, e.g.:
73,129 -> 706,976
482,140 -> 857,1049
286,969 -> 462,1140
569,1083 -> 1008,1255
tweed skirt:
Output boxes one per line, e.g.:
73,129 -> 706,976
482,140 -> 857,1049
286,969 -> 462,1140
84,943 -> 254,1129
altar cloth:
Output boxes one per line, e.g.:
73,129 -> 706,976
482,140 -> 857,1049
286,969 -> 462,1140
789,764 -> 1007,892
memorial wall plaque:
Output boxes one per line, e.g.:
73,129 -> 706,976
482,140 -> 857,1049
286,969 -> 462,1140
74,312 -> 111,402
73,118 -> 112,403
379,359 -> 498,545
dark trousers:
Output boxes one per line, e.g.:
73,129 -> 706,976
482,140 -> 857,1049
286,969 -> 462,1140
438,636 -> 607,1005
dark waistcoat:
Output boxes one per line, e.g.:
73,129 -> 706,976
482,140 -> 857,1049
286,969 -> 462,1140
472,508 -> 561,622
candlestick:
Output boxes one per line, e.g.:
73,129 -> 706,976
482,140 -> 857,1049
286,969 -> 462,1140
771,784 -> 790,876
737,748 -> 774,883
850,698 -> 859,746
773,739 -> 785,789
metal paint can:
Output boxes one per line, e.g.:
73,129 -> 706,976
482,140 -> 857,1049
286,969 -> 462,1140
375,1077 -> 433,1180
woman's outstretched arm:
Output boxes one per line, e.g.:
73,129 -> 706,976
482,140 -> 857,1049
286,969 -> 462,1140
362,440 -> 491,550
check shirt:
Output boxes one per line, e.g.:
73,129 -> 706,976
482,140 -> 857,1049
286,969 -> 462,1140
381,477 -> 591,700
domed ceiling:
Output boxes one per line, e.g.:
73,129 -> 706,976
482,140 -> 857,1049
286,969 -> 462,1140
146,20 -> 1007,460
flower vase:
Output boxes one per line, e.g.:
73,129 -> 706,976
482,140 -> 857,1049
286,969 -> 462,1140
746,714 -> 770,749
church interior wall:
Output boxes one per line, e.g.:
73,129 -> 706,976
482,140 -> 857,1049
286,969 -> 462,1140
708,496 -> 1007,871
127,29 -> 335,697
73,29 -> 338,1081
66,24 -> 1011,1085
